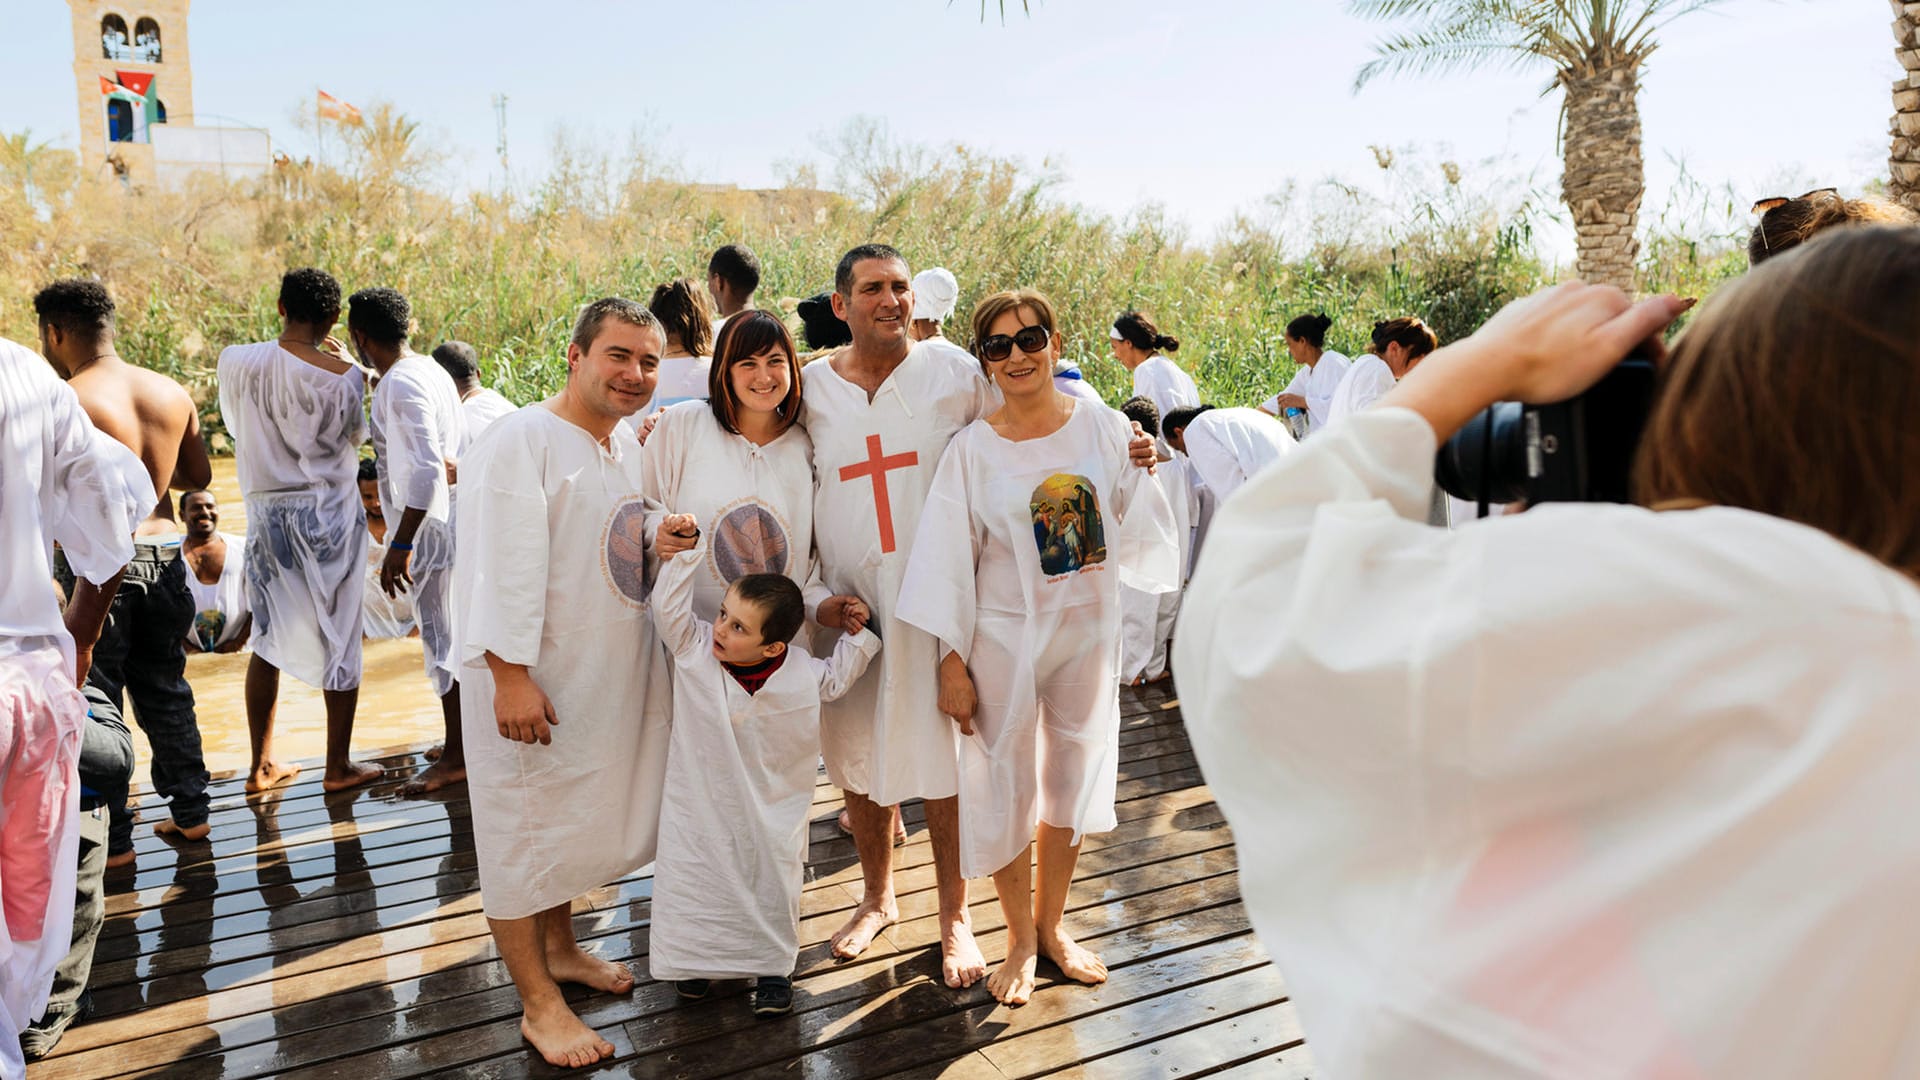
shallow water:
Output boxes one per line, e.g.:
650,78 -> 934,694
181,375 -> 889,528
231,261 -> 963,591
132,456 -> 447,783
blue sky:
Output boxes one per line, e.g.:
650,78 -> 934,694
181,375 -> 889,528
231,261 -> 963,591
1,0 -> 1887,258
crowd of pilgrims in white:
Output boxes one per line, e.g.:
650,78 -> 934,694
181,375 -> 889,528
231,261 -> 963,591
14,197 -> 1920,1076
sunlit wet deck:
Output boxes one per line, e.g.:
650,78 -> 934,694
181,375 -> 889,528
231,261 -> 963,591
26,685 -> 1313,1079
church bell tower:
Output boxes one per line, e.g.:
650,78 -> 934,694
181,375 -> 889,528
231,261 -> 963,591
67,0 -> 197,182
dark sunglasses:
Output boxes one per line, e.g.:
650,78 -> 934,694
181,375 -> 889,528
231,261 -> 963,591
976,324 -> 1051,363
1751,187 -> 1837,215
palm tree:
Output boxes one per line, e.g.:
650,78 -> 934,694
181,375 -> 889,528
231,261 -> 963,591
1892,12 -> 1920,213
1348,0 -> 1726,291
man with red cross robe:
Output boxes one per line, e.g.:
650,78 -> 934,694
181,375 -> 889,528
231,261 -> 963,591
803,245 -> 1155,989
803,244 -> 998,987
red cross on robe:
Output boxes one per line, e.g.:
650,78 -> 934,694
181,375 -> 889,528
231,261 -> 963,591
837,434 -> 919,554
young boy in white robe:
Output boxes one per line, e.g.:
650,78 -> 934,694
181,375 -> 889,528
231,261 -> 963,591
648,514 -> 879,1017
898,290 -> 1179,1007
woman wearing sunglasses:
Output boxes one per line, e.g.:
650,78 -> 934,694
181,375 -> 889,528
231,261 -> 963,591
897,289 -> 1180,1007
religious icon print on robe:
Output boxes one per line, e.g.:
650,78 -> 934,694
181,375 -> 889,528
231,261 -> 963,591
1031,474 -> 1107,577
601,497 -> 651,606
711,500 -> 792,583
193,609 -> 226,651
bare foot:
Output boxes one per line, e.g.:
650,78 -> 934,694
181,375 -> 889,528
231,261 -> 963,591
546,946 -> 636,995
398,759 -> 466,798
940,914 -> 987,988
1039,925 -> 1108,985
245,760 -> 302,794
519,1000 -> 615,1069
104,849 -> 135,870
830,897 -> 898,959
321,760 -> 383,792
153,819 -> 211,842
988,938 -> 1038,1005
423,743 -> 444,762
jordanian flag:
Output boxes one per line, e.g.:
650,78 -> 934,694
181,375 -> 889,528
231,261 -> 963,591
99,72 -> 162,138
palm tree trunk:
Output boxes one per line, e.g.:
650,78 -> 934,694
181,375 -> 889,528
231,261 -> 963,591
1560,62 -> 1643,291
1891,4 -> 1920,212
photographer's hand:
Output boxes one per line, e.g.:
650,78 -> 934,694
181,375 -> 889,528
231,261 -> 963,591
1383,282 -> 1691,443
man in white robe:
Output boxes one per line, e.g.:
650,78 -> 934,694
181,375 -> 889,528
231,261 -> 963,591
217,268 -> 382,794
452,297 -> 672,1070
431,341 -> 516,445
351,287 -> 468,796
803,244 -> 998,987
0,337 -> 148,1080
1166,405 -> 1296,505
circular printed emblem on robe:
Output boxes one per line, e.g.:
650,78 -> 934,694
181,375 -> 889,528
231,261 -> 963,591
711,501 -> 791,583
193,609 -> 227,651
601,498 -> 651,605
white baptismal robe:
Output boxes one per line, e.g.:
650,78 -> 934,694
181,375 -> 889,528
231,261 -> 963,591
0,341 -> 149,1078
1260,350 -> 1351,433
647,544 -> 879,981
1129,354 -> 1199,425
461,387 -> 517,445
899,402 -> 1177,878
453,406 -> 672,921
803,342 -> 998,806
1118,454 -> 1194,683
1323,353 -> 1397,426
1176,407 -> 1920,1079
371,354 -> 466,696
651,355 -> 711,414
1181,407 -> 1296,504
217,341 -> 368,690
638,403 -> 828,625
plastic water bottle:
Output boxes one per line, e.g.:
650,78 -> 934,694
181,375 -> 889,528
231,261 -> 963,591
1284,406 -> 1310,442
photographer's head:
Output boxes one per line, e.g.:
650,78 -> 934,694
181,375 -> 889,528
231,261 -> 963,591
1638,224 -> 1920,577
1748,189 -> 1915,265
1370,317 -> 1436,377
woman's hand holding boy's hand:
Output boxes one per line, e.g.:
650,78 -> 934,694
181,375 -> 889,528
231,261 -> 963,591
656,513 -> 698,559
816,594 -> 870,634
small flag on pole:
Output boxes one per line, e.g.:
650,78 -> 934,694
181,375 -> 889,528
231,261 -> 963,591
317,90 -> 363,124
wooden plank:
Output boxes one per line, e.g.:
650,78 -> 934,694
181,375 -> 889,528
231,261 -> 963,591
49,798 -> 1233,1073
980,967 -> 1291,1077
1200,1038 -> 1317,1079
1047,1000 -> 1307,1079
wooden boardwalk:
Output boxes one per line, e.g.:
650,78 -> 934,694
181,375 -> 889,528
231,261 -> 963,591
26,685 -> 1314,1079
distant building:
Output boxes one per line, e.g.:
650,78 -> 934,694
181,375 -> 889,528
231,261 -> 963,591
66,1 -> 271,187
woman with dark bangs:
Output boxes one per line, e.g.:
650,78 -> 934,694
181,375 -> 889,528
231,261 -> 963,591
640,310 -> 865,631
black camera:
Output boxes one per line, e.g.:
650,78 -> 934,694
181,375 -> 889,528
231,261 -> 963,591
1434,351 -> 1658,513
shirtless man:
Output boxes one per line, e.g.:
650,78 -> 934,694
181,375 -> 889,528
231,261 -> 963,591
35,279 -> 215,867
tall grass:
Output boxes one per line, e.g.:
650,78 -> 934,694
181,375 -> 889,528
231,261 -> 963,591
0,113 -> 1747,442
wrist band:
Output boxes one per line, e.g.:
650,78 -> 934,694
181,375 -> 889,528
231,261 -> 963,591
389,542 -> 413,552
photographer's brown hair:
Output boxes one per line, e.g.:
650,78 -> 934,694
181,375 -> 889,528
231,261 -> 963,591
1636,225 -> 1920,578
1748,191 -> 1916,265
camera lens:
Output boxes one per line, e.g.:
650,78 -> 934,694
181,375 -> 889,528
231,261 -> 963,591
1435,401 -> 1531,506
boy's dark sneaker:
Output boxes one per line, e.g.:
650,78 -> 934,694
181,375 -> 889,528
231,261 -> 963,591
752,975 -> 793,1017
675,979 -> 712,1001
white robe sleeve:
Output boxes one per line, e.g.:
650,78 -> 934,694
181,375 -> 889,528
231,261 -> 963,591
457,438 -> 550,668
1107,420 -> 1180,595
49,384 -> 151,585
894,429 -> 987,664
649,539 -> 711,665
636,405 -> 688,565
813,627 -> 881,704
384,372 -> 448,513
